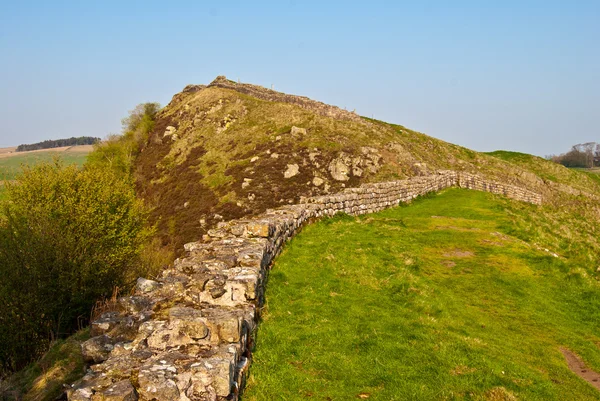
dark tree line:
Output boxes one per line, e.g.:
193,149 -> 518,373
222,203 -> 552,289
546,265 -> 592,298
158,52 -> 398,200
548,142 -> 600,168
16,136 -> 100,152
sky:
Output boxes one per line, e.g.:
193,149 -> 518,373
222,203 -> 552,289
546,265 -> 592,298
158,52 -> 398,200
0,1 -> 598,156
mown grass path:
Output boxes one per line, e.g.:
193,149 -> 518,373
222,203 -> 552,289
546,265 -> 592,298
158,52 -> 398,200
243,189 -> 600,400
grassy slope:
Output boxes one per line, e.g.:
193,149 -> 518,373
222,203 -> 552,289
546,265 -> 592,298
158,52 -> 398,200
136,85 -> 600,252
0,330 -> 89,401
244,189 -> 600,400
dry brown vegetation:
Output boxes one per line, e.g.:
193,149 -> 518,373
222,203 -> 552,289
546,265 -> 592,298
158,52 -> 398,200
133,78 -> 600,255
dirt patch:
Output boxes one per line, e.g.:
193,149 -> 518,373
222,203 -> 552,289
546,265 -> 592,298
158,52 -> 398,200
441,260 -> 456,268
561,348 -> 600,390
481,239 -> 504,247
484,387 -> 517,401
450,365 -> 476,376
443,249 -> 475,258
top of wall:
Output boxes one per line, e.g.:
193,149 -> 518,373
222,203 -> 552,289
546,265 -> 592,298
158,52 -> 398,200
181,76 -> 365,123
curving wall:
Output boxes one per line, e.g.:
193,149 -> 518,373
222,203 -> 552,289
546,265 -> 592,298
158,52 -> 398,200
66,171 -> 541,401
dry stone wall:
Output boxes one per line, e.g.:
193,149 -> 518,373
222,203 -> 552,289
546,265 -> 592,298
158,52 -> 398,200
206,76 -> 364,123
67,171 -> 541,401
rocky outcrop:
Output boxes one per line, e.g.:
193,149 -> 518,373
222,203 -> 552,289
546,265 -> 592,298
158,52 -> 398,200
207,76 -> 364,123
67,172 -> 541,401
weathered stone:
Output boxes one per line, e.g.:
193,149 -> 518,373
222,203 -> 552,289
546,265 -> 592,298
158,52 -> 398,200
352,166 -> 363,177
119,296 -> 151,314
137,369 -> 180,401
136,278 -> 160,294
163,126 -> 176,137
312,176 -> 325,186
328,153 -> 352,181
283,164 -> 300,179
290,126 -> 307,136
245,222 -> 271,238
170,307 -> 210,340
90,312 -> 121,337
81,335 -> 114,364
91,380 -> 137,401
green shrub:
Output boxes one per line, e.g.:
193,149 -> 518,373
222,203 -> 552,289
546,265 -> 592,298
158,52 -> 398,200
0,161 -> 151,373
85,134 -> 136,177
86,102 -> 160,176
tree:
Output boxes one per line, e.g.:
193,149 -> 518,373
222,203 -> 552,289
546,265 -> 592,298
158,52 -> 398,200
550,142 -> 599,168
0,161 -> 151,373
16,137 -> 100,152
87,102 -> 160,176
86,134 -> 136,177
121,102 -> 160,134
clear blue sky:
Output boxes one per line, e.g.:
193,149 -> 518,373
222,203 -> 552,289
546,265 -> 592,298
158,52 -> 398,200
1,1 -> 598,156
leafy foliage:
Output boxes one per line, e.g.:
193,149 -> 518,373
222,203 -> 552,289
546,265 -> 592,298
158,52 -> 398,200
0,161 -> 151,373
547,142 -> 600,168
86,102 -> 160,177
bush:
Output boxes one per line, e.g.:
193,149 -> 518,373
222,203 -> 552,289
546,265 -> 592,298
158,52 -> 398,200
86,102 -> 160,177
85,134 -> 136,177
87,103 -> 160,176
0,161 -> 151,373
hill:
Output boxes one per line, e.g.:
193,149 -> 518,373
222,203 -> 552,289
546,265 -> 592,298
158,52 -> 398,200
134,76 -> 600,254
5,77 -> 600,400
245,189 -> 600,400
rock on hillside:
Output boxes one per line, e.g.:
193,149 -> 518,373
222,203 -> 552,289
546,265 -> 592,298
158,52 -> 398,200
134,76 -> 600,251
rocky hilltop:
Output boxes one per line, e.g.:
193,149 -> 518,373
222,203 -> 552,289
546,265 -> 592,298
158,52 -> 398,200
134,76 -> 600,252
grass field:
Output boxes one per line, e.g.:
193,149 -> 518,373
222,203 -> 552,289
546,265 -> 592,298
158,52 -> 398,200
0,147 -> 91,181
0,146 -> 91,199
243,189 -> 600,400
572,168 -> 600,186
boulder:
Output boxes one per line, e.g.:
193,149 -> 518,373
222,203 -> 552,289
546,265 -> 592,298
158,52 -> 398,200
290,126 -> 307,136
136,278 -> 160,294
284,164 -> 300,179
91,380 -> 137,401
81,335 -> 114,364
328,154 -> 352,181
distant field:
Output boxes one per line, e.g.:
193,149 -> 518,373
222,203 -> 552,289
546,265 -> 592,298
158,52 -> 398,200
0,145 -> 92,181
0,145 -> 92,199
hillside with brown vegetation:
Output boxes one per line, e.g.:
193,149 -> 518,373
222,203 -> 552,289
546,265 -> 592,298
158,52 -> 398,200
134,76 -> 600,256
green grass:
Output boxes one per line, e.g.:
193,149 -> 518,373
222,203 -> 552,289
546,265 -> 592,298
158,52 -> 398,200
0,150 -> 89,181
485,150 -> 536,163
1,329 -> 88,401
243,189 -> 600,400
0,149 -> 90,201
571,168 -> 600,186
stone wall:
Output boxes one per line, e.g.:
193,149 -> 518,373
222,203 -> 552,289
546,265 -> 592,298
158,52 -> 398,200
206,76 -> 364,123
67,171 -> 541,401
